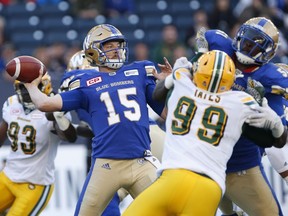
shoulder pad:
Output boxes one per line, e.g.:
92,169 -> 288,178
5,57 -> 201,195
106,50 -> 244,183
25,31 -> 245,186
173,68 -> 191,80
240,95 -> 258,107
69,79 -> 81,91
145,65 -> 156,76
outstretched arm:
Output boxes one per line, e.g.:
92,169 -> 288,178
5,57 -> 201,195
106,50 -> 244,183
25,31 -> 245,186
24,74 -> 62,112
153,57 -> 172,81
245,98 -> 287,148
0,121 -> 8,147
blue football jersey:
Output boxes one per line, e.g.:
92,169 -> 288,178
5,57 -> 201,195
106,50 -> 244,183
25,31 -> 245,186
60,68 -> 96,128
205,30 -> 288,172
59,60 -> 164,159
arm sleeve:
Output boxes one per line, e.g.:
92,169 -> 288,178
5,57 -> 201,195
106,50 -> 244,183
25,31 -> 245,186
60,89 -> 88,112
265,146 -> 288,173
242,123 -> 275,148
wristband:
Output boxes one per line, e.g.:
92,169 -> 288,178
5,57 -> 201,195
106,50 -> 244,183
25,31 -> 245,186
164,74 -> 173,89
271,121 -> 284,138
53,112 -> 70,131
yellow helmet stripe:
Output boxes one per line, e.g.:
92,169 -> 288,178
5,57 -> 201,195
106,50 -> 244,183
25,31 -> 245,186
208,51 -> 225,93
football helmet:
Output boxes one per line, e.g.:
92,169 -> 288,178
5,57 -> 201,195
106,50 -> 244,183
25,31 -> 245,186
67,50 -> 91,72
14,73 -> 53,114
193,50 -> 235,93
232,17 -> 279,65
83,24 -> 128,69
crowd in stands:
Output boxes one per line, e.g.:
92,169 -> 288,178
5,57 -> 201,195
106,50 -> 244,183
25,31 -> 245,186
0,0 -> 287,89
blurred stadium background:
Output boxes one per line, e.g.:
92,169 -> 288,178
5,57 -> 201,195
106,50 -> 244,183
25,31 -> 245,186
0,0 -> 288,215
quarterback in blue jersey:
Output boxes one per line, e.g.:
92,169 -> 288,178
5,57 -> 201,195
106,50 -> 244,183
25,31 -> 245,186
261,63 -> 288,186
24,24 -> 170,216
60,50 -> 122,216
195,17 -> 288,216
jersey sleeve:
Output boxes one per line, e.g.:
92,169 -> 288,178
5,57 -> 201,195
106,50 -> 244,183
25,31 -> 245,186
141,60 -> 165,116
2,96 -> 15,122
60,89 -> 88,112
205,29 -> 235,58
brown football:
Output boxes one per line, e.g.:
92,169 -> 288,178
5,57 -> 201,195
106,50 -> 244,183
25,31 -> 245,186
5,55 -> 47,83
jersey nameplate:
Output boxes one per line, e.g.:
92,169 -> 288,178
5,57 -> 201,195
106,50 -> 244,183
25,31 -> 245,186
124,70 -> 139,76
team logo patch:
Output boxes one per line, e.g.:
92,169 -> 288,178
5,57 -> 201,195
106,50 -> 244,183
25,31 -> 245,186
86,77 -> 102,86
28,184 -> 36,190
109,72 -> 116,76
124,70 -> 139,76
10,108 -> 21,115
101,163 -> 111,170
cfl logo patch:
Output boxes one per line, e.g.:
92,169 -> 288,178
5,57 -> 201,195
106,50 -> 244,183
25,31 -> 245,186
86,77 -> 102,86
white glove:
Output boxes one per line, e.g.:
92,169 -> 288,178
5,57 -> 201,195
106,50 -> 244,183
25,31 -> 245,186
53,111 -> 70,131
173,57 -> 192,72
195,27 -> 208,53
245,98 -> 284,138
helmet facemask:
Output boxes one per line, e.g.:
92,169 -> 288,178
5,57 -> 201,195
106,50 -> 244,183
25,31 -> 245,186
232,17 -> 279,65
83,24 -> 128,70
97,39 -> 128,69
14,73 -> 53,114
14,82 -> 35,115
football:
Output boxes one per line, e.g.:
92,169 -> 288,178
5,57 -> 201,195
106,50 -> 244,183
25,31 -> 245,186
5,55 -> 47,83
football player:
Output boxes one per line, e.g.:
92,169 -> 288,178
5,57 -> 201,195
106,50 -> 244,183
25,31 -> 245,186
61,50 -> 122,216
262,63 -> 288,185
0,73 -> 76,215
193,17 -> 287,216
123,51 -> 285,216
23,24 -> 171,216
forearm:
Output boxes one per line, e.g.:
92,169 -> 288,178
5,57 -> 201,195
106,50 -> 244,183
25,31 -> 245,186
54,121 -> 77,142
25,83 -> 62,112
152,75 -> 172,102
0,121 -> 8,147
272,127 -> 287,148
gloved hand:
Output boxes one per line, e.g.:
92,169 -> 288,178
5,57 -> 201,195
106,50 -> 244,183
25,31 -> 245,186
245,77 -> 265,105
173,57 -> 192,72
53,111 -> 70,131
195,27 -> 208,53
245,98 -> 284,138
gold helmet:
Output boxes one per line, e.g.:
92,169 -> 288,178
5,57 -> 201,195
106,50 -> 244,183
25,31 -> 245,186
83,24 -> 128,69
67,50 -> 91,71
14,72 -> 53,114
193,50 -> 236,93
232,17 -> 279,65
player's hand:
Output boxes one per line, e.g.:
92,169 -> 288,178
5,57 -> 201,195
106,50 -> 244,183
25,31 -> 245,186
195,27 -> 208,53
246,98 -> 284,137
53,111 -> 65,119
153,57 -> 172,81
24,73 -> 42,88
173,57 -> 192,72
245,77 -> 265,105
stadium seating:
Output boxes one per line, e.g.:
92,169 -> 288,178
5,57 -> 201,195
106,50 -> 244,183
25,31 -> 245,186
3,0 -> 201,56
